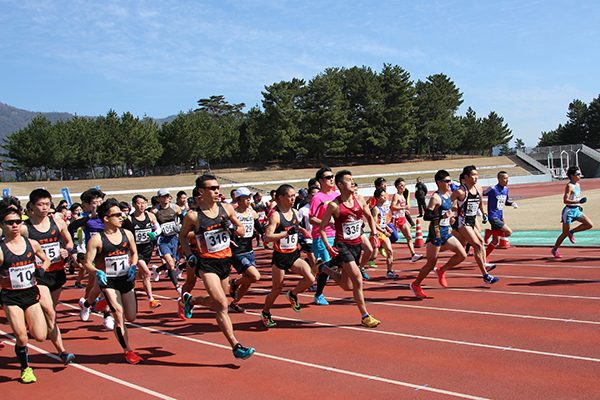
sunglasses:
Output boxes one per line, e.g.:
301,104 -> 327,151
204,185 -> 220,191
443,179 -> 452,183
322,175 -> 335,180
1,219 -> 23,226
107,213 -> 123,218
574,172 -> 581,176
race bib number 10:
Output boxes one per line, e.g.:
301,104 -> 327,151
9,263 -> 36,290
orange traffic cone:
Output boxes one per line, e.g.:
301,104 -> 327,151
414,219 -> 425,247
498,235 -> 510,249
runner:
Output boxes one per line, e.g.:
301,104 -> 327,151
123,195 -> 162,310
261,184 -> 315,328
450,165 -> 499,285
415,177 -> 428,217
551,166 -> 594,257
178,175 -> 255,360
0,205 -> 49,383
151,189 -> 183,295
390,177 -> 423,263
310,166 -> 339,306
368,177 -> 391,265
228,187 -> 262,313
371,188 -> 398,278
483,171 -> 518,266
176,191 -> 190,216
298,185 -> 319,276
82,198 -> 143,364
318,170 -> 381,327
409,170 -> 467,298
21,189 -> 75,366
251,191 -> 268,248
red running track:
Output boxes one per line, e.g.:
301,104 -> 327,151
1,241 -> 600,399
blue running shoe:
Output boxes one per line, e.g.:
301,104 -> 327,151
183,292 -> 194,319
60,352 -> 75,366
483,274 -> 499,284
313,294 -> 329,305
233,343 -> 255,360
361,268 -> 370,280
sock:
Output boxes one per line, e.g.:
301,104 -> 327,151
569,229 -> 574,235
15,345 -> 28,369
486,243 -> 495,258
168,269 -> 178,287
157,265 -> 167,272
361,314 -> 369,319
315,272 -> 328,297
83,300 -> 91,308
103,311 -> 110,318
465,243 -> 471,253
262,310 -> 271,316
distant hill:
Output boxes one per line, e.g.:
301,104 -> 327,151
0,102 -> 177,143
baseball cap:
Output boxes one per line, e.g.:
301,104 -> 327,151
157,189 -> 170,197
235,187 -> 252,198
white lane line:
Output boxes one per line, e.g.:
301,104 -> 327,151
57,303 -> 488,399
446,271 -> 600,283
0,330 -> 177,400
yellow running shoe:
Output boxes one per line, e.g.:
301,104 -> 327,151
361,315 -> 380,328
21,367 -> 36,384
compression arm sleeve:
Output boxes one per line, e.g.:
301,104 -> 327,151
254,219 -> 264,235
68,215 -> 89,232
152,222 -> 161,235
423,208 -> 440,221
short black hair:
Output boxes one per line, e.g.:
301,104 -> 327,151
308,185 -> 320,194
374,187 -> 386,200
97,198 -> 120,220
0,206 -> 20,222
276,184 -> 294,199
308,177 -> 318,188
69,202 -> 82,212
316,166 -> 332,181
132,194 -> 148,204
567,166 -> 580,179
195,174 -> 217,189
335,170 -> 352,188
394,177 -> 405,187
461,165 -> 477,181
29,188 -> 52,205
177,190 -> 187,198
435,169 -> 450,182
374,177 -> 386,188
81,188 -> 105,204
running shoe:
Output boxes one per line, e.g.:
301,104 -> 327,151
551,248 -> 562,258
228,302 -> 246,313
434,267 -> 448,287
313,294 -> 329,305
568,230 -> 576,244
229,278 -> 239,299
314,257 -> 326,273
75,281 -> 85,289
94,297 -> 108,313
183,292 -> 194,319
176,286 -> 182,298
20,367 -> 36,384
411,253 -> 424,262
484,263 -> 497,272
286,291 -> 301,312
308,283 -> 317,292
149,299 -> 161,309
60,352 -> 75,366
409,282 -> 427,298
361,315 -> 380,328
233,343 -> 255,360
78,297 -> 90,322
151,265 -> 160,282
261,311 -> 277,328
103,315 -> 115,331
367,260 -> 378,268
177,269 -> 183,280
385,271 -> 398,279
361,268 -> 370,280
125,351 -> 143,365
177,297 -> 187,320
379,247 -> 387,257
483,274 -> 499,284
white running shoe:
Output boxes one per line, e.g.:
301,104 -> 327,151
151,265 -> 160,282
103,315 -> 115,331
176,286 -> 182,298
411,253 -> 424,262
79,297 -> 90,322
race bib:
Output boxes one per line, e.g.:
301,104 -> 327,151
203,228 -> 230,253
9,263 -> 36,290
258,211 -> 266,221
242,221 -> 254,238
36,242 -> 61,266
466,201 -> 478,216
342,220 -> 361,240
280,233 -> 298,250
135,228 -> 152,244
496,196 -> 506,210
161,221 -> 176,236
105,254 -> 129,277
440,216 -> 451,227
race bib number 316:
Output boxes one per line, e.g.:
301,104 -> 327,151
203,229 -> 230,253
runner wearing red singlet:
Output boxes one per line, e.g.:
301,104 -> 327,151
390,178 -> 423,263
0,205 -> 49,383
178,175 -> 255,360
21,189 -> 75,366
319,170 -> 381,328
260,184 -> 315,328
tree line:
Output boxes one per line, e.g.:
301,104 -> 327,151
538,95 -> 600,148
2,64 -> 515,180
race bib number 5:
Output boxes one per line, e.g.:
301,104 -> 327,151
9,263 -> 36,290
342,221 -> 361,241
105,254 -> 129,277
203,228 -> 230,253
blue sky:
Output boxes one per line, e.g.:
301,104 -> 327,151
1,0 -> 598,146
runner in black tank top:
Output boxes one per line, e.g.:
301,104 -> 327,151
0,206 -> 49,383
152,189 -> 182,293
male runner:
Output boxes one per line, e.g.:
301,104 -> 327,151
409,170 -> 467,298
319,170 -> 380,327
83,198 -> 142,364
390,177 -> 423,262
21,189 -> 75,365
0,205 -> 49,383
551,166 -> 594,257
261,184 -> 315,328
179,175 -> 255,360
151,189 -> 182,295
